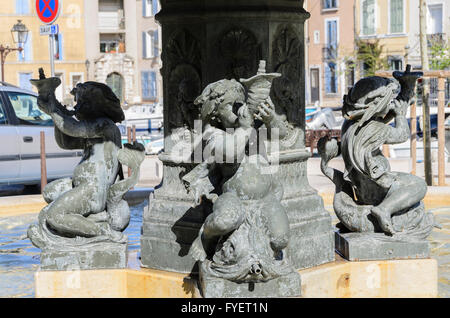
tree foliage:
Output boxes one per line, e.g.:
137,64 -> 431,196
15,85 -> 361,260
429,38 -> 450,70
355,39 -> 388,76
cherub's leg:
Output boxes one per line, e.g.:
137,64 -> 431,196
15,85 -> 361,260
261,197 -> 290,252
372,173 -> 427,234
43,178 -> 73,203
46,183 -> 107,237
189,193 -> 245,261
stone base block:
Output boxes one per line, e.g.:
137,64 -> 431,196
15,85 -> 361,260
141,192 -> 335,273
335,231 -> 430,261
35,253 -> 438,298
199,271 -> 301,298
299,255 -> 437,298
35,268 -> 199,298
40,243 -> 128,271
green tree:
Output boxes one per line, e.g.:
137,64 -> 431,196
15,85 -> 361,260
355,39 -> 388,77
429,38 -> 450,70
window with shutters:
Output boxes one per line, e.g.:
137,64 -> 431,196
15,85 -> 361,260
323,0 -> 338,10
142,71 -> 157,100
324,18 -> 338,94
19,73 -> 32,91
100,33 -> 126,53
98,0 -> 124,30
388,56 -> 403,71
325,62 -> 338,94
389,0 -> 404,34
325,19 -> 338,59
15,0 -> 29,14
143,30 -> 159,59
361,0 -> 376,36
428,4 -> 443,35
143,0 -> 159,17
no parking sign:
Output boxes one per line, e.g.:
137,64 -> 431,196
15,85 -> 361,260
36,0 -> 61,25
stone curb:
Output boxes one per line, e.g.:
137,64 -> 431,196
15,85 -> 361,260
0,186 -> 449,218
319,186 -> 450,210
0,188 -> 154,218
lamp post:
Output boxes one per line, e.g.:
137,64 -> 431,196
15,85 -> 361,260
0,20 -> 29,82
85,59 -> 90,81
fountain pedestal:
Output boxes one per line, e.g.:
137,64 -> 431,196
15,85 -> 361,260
140,0 -> 334,283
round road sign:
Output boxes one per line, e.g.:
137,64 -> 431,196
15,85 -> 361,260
36,0 -> 61,25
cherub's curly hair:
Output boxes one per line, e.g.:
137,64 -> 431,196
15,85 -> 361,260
71,82 -> 125,123
342,76 -> 398,125
194,79 -> 245,121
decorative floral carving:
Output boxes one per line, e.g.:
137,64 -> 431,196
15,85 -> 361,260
165,30 -> 202,131
271,25 -> 302,124
169,64 -> 201,130
218,28 -> 261,80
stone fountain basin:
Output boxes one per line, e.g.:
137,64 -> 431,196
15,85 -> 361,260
0,188 -> 449,298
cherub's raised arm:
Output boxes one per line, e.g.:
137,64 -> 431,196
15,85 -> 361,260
385,99 -> 410,145
47,94 -> 111,139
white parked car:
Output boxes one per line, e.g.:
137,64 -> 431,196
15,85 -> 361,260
0,82 -> 81,185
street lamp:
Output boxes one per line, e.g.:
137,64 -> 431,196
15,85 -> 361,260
85,59 -> 90,81
0,20 -> 29,82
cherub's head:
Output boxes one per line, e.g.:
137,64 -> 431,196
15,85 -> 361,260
70,82 -> 125,123
194,79 -> 246,128
343,76 -> 399,125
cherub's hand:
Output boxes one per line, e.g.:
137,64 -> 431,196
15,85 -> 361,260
237,105 -> 253,129
186,177 -> 215,206
118,143 -> 145,170
37,92 -> 57,115
392,99 -> 407,117
254,99 -> 275,124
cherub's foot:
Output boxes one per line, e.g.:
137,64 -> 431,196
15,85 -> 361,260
189,236 -> 207,262
371,207 -> 395,235
98,222 -> 125,242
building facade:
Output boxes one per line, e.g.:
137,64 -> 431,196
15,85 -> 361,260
305,0 -> 356,107
407,0 -> 449,70
355,0 -> 411,73
137,0 -> 162,105
0,0 -> 87,103
84,0 -> 162,107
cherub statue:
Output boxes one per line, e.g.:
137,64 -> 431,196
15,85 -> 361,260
318,66 -> 437,240
27,69 -> 145,263
181,61 -> 298,283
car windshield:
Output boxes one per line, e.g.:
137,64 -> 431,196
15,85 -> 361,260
6,92 -> 53,126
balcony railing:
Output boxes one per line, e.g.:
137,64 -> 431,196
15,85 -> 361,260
322,46 -> 337,61
98,11 -> 125,31
427,33 -> 445,46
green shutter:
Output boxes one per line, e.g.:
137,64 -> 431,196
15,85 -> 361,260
390,0 -> 403,33
16,0 -> 29,14
362,0 -> 375,35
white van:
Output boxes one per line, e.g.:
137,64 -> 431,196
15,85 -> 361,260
0,82 -> 81,185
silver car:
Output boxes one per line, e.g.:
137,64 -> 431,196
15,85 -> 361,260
0,82 -> 81,185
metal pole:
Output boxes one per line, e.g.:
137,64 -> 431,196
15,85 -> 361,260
422,79 -> 433,185
411,102 -> 417,175
49,34 -> 55,77
438,76 -> 446,186
419,0 -> 433,185
1,50 -> 4,82
127,126 -> 132,177
40,131 -> 47,192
